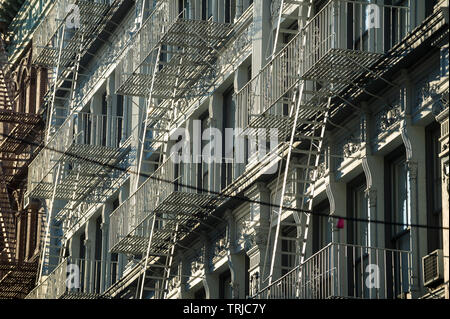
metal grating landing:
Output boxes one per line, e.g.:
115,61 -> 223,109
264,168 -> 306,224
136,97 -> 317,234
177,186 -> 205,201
303,48 -> 383,85
110,191 -> 221,255
0,122 -> 39,155
0,109 -> 41,125
160,19 -> 232,49
61,292 -> 104,299
245,90 -> 331,138
28,143 -> 126,200
116,19 -> 232,97
0,261 -> 38,299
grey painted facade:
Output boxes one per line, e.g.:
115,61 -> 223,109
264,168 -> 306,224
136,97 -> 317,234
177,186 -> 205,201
9,0 -> 448,299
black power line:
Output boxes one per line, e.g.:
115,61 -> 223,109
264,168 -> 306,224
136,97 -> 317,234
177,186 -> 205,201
0,130 -> 448,231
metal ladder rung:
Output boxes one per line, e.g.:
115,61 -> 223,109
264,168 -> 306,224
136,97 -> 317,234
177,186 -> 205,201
291,149 -> 320,155
143,287 -> 167,292
149,252 -> 173,258
285,178 -> 314,184
145,275 -> 165,280
284,193 -> 313,199
291,163 -> 317,169
279,28 -> 298,34
295,134 -> 322,141
147,264 -> 167,269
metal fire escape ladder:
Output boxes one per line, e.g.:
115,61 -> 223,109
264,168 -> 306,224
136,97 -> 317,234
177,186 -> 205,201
38,29 -> 86,283
263,0 -> 332,291
0,162 -> 15,263
138,45 -> 186,300
46,28 -> 85,143
37,163 -> 64,282
0,40 -> 15,111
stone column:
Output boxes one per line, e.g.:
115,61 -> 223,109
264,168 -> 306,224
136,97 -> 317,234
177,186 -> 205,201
100,201 -> 112,292
436,108 -> 449,298
202,234 -> 220,299
117,183 -> 129,278
252,0 -> 271,75
106,74 -> 118,148
84,218 -> 96,294
242,182 -> 271,296
400,69 -> 427,298
207,93 -> 224,193
89,92 -> 102,147
68,233 -> 80,259
235,0 -> 243,20
225,210 -> 247,299
325,136 -> 347,246
178,253 -> 194,298
130,95 -> 144,191
325,133 -> 347,297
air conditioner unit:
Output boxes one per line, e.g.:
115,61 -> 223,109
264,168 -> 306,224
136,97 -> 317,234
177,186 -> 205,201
422,249 -> 444,288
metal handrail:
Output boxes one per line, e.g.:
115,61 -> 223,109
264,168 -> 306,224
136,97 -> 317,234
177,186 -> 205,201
255,242 -> 412,299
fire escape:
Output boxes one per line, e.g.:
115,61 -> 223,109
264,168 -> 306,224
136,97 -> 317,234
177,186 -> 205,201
108,0 -> 232,298
25,0 -> 132,299
234,0 -> 414,298
0,35 -> 43,298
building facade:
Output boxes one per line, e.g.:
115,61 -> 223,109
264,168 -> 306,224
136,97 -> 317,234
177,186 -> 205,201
0,0 -> 447,299
0,0 -> 50,298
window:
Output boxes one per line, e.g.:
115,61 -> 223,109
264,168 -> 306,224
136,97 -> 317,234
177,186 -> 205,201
347,175 -> 370,298
281,226 -> 296,275
390,157 -> 410,249
312,201 -> 331,253
202,0 -> 213,20
425,0 -> 438,19
426,123 -> 442,252
219,270 -> 232,299
346,0 -> 370,51
352,185 -> 369,248
101,93 -> 108,146
195,287 -> 206,299
117,95 -> 124,145
179,0 -> 190,18
198,113 -> 209,192
174,135 -> 184,192
222,86 -> 235,188
386,149 -> 410,296
384,0 -> 409,50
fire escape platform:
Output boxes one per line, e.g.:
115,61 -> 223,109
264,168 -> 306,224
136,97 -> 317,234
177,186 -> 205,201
32,0 -> 110,67
246,88 -> 332,138
241,47 -> 383,137
0,122 -> 40,155
0,109 -> 42,125
110,191 -> 221,255
116,18 -> 232,97
302,48 -> 384,84
0,261 -> 38,299
27,143 -> 126,200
